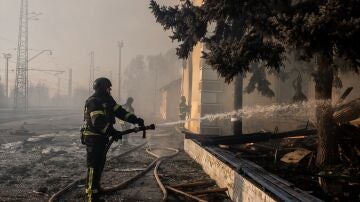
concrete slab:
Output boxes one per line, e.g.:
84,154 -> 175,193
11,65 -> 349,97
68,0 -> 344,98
185,138 -> 277,202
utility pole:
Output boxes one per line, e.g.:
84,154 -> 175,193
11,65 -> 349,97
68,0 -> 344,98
14,0 -> 41,112
89,51 -> 94,94
57,76 -> 60,96
117,41 -> 123,102
3,53 -> 11,97
14,0 -> 29,112
68,68 -> 72,97
55,72 -> 64,97
153,67 -> 158,116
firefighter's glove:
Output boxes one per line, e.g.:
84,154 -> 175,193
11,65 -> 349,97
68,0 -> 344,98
136,118 -> 145,127
80,125 -> 86,145
112,130 -> 123,141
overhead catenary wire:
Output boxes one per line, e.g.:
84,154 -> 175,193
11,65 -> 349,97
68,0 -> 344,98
0,35 -> 17,44
3,70 -> 68,95
1,50 -> 101,92
3,70 -> 69,96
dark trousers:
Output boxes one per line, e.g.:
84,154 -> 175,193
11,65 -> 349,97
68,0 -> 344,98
85,136 -> 109,199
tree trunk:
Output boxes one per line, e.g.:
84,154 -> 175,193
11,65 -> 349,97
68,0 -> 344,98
314,54 -> 338,168
233,74 -> 243,135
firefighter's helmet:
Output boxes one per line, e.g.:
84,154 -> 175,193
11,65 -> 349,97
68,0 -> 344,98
180,96 -> 186,102
93,77 -> 112,92
126,97 -> 134,104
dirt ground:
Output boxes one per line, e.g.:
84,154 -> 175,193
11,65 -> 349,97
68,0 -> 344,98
0,112 -> 231,202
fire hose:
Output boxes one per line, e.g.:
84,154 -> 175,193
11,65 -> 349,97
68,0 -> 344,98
49,124 -> 179,201
146,147 -> 180,202
100,124 -> 179,196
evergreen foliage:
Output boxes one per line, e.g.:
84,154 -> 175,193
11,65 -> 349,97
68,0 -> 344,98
150,0 -> 360,80
244,64 -> 275,97
150,0 -> 360,169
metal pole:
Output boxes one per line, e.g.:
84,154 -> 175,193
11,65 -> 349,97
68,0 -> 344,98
14,0 -> 42,111
24,0 -> 28,112
153,67 -> 158,116
57,76 -> 60,96
55,72 -> 64,97
117,41 -> 123,102
68,68 -> 72,96
89,51 -> 94,95
3,54 -> 11,97
15,0 -> 29,111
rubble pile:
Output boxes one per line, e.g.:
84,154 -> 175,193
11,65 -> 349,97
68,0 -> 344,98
232,97 -> 360,201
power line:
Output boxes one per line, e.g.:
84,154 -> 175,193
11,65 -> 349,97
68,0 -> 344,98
0,35 -> 17,44
28,68 -> 64,73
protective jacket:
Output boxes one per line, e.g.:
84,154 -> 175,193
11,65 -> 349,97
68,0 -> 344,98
83,91 -> 139,136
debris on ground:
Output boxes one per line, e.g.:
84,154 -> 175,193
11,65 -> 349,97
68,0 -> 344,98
280,148 -> 312,164
233,123 -> 360,201
166,180 -> 228,202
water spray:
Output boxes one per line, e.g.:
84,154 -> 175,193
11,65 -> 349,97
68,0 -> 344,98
157,100 -> 334,127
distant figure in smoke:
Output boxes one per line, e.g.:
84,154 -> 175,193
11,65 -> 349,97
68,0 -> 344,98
179,96 -> 189,128
121,97 -> 135,144
81,77 -> 145,202
292,72 -> 308,102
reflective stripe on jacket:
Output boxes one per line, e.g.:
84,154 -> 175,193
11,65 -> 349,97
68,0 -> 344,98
84,92 -> 139,135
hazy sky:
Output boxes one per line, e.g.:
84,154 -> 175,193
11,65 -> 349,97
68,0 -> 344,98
0,0 -> 176,95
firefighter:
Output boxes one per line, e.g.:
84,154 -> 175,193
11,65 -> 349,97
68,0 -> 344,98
292,72 -> 307,102
121,97 -> 135,143
179,96 -> 189,128
82,77 -> 144,202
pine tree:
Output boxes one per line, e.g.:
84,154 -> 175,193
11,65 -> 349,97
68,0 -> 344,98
150,0 -> 360,168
